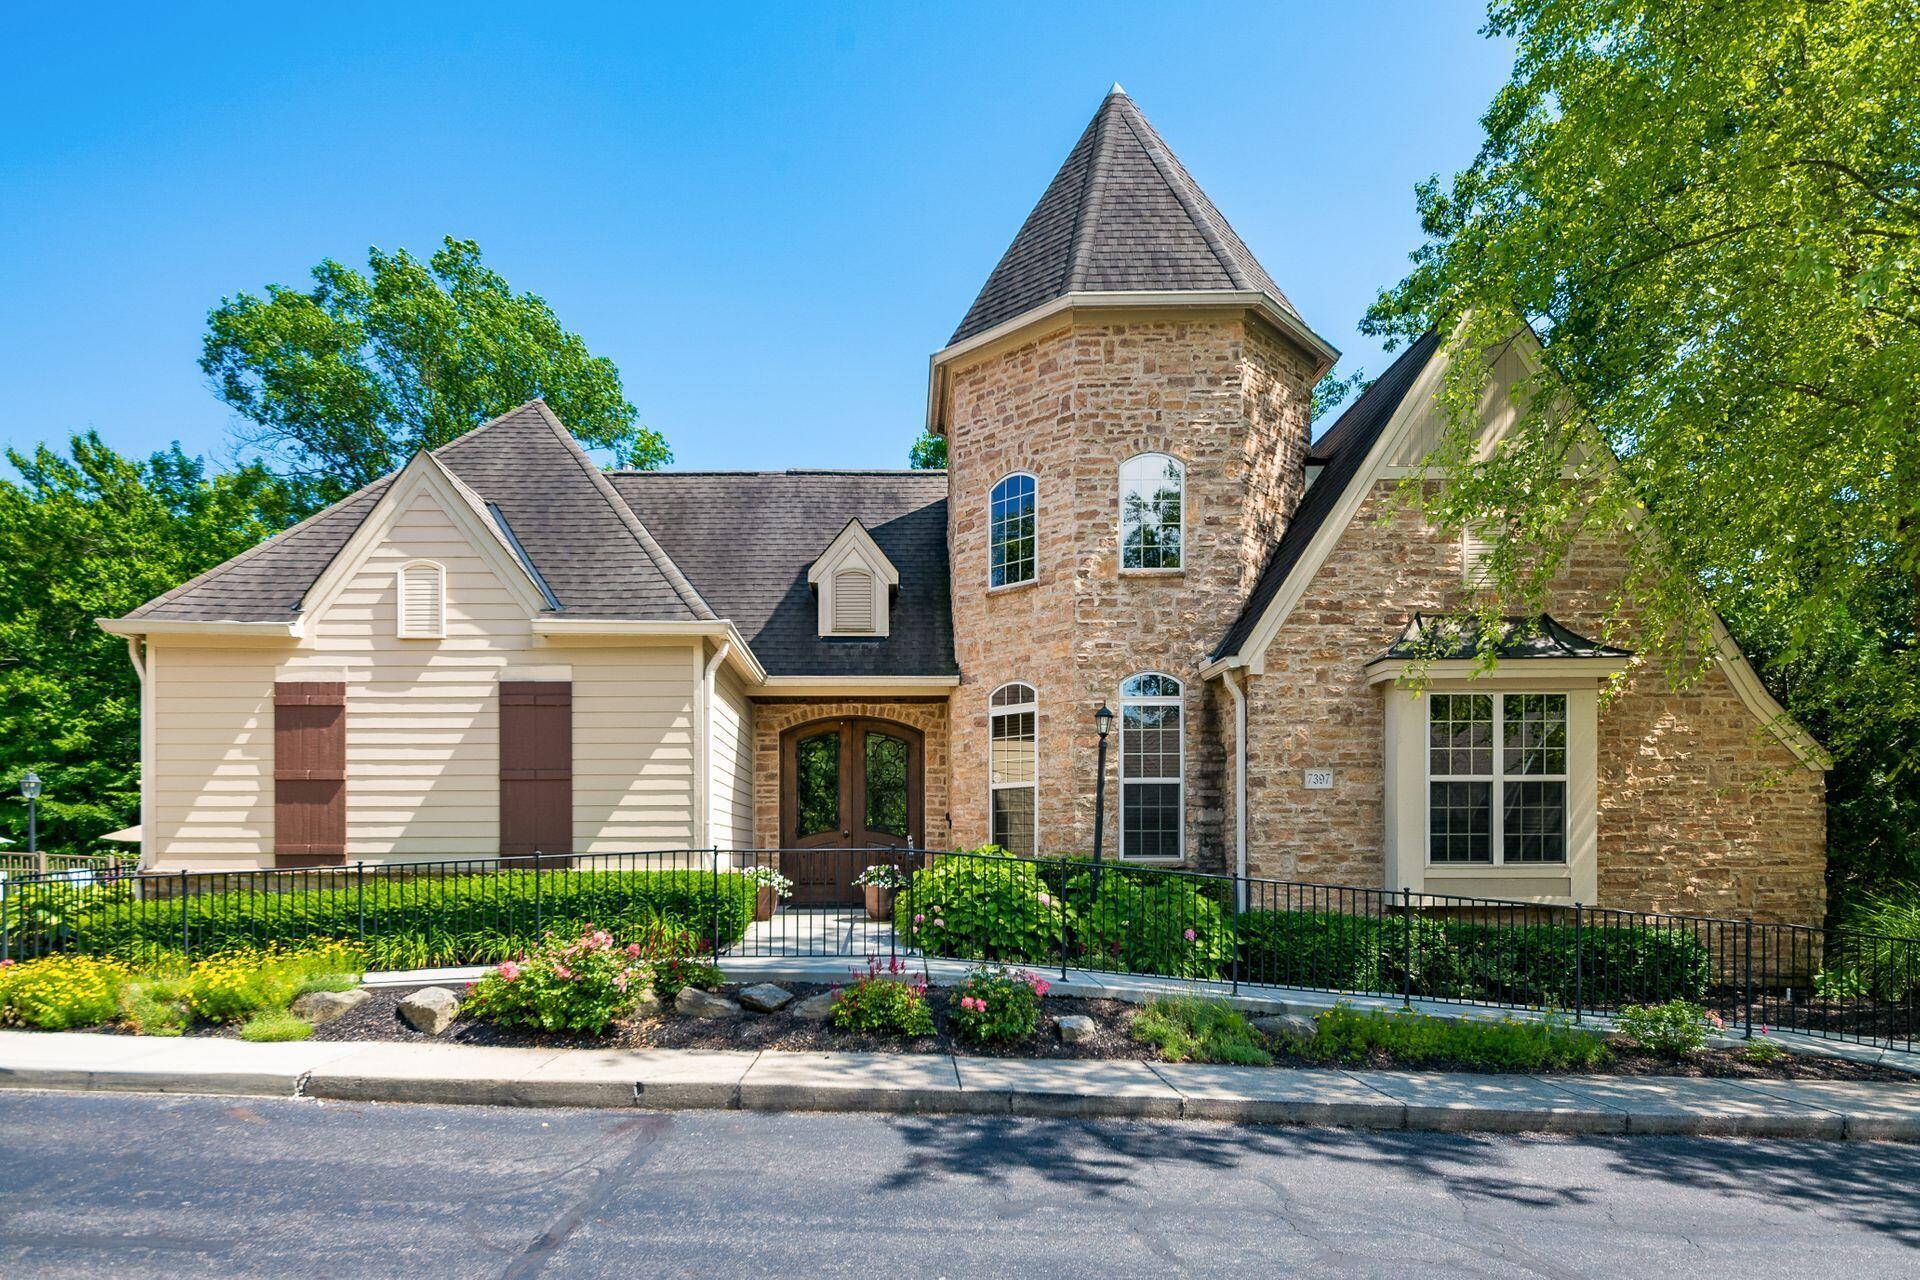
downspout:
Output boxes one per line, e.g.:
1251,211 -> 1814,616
694,639 -> 732,851
1226,665 -> 1249,912
125,637 -> 152,870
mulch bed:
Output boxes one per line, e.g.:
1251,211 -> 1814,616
288,980 -> 1917,1082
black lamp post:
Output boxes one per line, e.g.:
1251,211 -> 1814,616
1090,705 -> 1114,869
20,771 -> 42,874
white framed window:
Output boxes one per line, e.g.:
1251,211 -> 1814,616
1427,692 -> 1568,866
396,560 -> 445,639
989,472 -> 1037,588
989,682 -> 1037,854
1119,672 -> 1183,859
1119,453 -> 1184,571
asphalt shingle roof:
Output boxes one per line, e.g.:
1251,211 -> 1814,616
123,401 -> 710,624
611,470 -> 955,677
951,87 -> 1304,344
1212,331 -> 1442,660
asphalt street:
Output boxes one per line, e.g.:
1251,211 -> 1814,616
1,1090 -> 1915,1278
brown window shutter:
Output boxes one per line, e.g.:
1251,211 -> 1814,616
274,681 -> 346,867
500,681 -> 571,859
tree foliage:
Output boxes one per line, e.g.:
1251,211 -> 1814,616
1365,0 -> 1919,898
908,429 -> 947,469
1312,365 -> 1371,423
0,436 -> 299,853
202,237 -> 667,499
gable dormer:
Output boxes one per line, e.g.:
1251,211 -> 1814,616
808,519 -> 899,638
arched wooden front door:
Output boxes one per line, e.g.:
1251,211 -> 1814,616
779,718 -> 923,905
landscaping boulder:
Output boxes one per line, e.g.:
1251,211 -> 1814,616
398,987 -> 461,1035
1056,1014 -> 1096,1044
290,988 -> 369,1027
676,987 -> 742,1018
634,986 -> 663,1015
789,991 -> 839,1022
1251,1013 -> 1318,1042
737,983 -> 793,1013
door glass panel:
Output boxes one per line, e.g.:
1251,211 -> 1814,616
795,730 -> 840,838
864,731 -> 910,839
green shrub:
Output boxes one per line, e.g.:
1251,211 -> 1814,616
60,869 -> 756,970
1298,1004 -> 1612,1071
1831,891 -> 1920,1001
1738,1037 -> 1786,1066
1615,1000 -> 1717,1057
463,927 -> 650,1034
181,944 -> 362,1023
1066,870 -> 1235,979
949,966 -> 1048,1046
0,955 -> 129,1029
831,958 -> 935,1038
119,973 -> 192,1037
896,855 -> 1070,964
1236,910 -> 1711,1008
1129,996 -> 1271,1066
238,1011 -> 313,1042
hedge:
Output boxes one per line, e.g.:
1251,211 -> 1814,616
34,870 -> 760,971
1236,909 -> 1712,1007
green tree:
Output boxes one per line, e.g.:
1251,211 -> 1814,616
202,237 -> 667,499
908,430 -> 947,469
1365,0 -> 1919,898
0,436 -> 298,854
1312,366 -> 1371,423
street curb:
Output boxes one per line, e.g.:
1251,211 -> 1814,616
2,1036 -> 1914,1141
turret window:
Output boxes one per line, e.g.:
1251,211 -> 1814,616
1119,672 -> 1184,859
989,682 -> 1038,854
1119,454 -> 1183,570
989,473 -> 1036,588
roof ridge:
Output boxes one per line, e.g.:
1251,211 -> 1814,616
528,402 -> 718,621
1063,91 -> 1114,295
1116,98 -> 1252,292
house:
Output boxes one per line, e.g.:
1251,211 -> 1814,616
103,88 -> 1827,926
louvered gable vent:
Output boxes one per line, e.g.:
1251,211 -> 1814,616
397,560 -> 446,638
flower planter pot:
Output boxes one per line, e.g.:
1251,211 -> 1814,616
864,885 -> 895,921
755,886 -> 777,922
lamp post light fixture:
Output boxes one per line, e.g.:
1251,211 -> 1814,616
1091,705 -> 1114,879
20,771 -> 42,873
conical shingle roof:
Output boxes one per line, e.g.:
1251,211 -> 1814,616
951,87 -> 1308,344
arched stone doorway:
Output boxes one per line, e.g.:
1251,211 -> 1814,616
779,717 -> 924,904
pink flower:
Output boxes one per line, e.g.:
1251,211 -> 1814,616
554,964 -> 574,981
614,974 -> 628,991
497,961 -> 522,982
913,913 -> 925,924
587,930 -> 613,951
1037,892 -> 1052,907
934,918 -> 946,930
1183,928 -> 1197,942
627,943 -> 643,958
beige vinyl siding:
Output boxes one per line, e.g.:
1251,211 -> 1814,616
146,489 -> 699,870
1386,339 -> 1534,466
709,662 -> 754,848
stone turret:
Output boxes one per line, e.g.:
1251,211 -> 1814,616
930,88 -> 1337,865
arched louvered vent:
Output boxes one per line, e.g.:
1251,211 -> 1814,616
397,560 -> 446,638
831,567 -> 876,634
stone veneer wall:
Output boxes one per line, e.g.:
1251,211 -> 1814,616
1234,479 -> 1826,925
750,699 -> 951,851
943,311 -> 1317,864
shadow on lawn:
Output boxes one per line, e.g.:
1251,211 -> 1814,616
882,1114 -> 1920,1243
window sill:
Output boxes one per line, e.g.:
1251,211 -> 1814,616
987,578 -> 1038,596
1113,855 -> 1187,866
1117,568 -> 1185,578
1426,863 -> 1569,877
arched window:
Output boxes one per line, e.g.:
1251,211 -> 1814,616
1118,672 -> 1183,859
396,560 -> 446,639
989,682 -> 1037,854
830,567 -> 877,633
1119,453 -> 1183,570
989,473 -> 1037,588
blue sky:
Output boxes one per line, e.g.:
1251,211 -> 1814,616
0,3 -> 1511,474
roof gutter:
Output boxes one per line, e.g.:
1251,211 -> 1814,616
96,618 -> 300,640
924,290 -> 1341,432
529,618 -> 768,684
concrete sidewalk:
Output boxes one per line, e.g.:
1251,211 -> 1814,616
4,1029 -> 1917,1140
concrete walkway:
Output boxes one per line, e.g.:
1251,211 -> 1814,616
4,1029 -> 1917,1140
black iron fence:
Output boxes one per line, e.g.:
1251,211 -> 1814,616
2,847 -> 1913,1050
